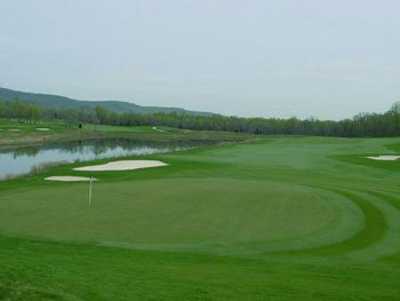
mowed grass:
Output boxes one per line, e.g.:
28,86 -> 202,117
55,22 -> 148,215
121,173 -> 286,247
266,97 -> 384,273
0,179 -> 350,254
1,136 -> 400,300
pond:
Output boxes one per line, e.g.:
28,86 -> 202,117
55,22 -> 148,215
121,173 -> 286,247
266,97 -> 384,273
0,138 -> 194,180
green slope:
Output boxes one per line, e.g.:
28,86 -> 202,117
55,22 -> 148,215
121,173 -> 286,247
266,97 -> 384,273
0,87 -> 212,115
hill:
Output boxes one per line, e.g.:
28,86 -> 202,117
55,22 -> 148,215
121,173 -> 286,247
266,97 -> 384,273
0,87 -> 212,116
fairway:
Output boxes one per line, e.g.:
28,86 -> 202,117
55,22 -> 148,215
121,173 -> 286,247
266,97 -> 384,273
1,136 -> 400,300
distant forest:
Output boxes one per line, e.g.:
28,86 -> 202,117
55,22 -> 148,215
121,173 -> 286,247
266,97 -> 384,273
1,98 -> 400,137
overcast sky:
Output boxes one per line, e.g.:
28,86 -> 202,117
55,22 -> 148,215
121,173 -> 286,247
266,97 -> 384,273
1,1 -> 399,120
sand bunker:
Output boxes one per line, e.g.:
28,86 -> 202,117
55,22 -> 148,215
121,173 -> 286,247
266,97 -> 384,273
367,155 -> 400,161
36,127 -> 51,131
45,176 -> 97,182
73,160 -> 168,172
152,126 -> 165,133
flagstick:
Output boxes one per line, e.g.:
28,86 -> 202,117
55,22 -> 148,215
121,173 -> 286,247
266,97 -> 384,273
88,177 -> 93,207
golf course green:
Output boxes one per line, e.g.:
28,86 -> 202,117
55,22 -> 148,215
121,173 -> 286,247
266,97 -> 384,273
1,133 -> 400,300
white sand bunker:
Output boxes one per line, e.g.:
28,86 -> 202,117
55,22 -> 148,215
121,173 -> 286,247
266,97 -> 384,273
152,126 -> 165,133
36,127 -> 51,131
367,155 -> 400,161
45,176 -> 97,182
73,160 -> 168,172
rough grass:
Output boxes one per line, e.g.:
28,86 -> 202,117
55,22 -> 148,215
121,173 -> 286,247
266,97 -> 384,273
0,136 -> 400,300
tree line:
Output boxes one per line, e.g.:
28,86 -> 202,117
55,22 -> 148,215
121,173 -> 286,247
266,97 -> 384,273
1,98 -> 400,137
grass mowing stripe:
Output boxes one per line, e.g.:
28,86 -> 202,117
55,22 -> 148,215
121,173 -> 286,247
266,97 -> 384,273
366,191 -> 400,261
2,233 -> 400,301
277,190 -> 387,257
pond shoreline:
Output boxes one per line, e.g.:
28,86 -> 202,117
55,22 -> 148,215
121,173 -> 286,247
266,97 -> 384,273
0,129 -> 250,151
0,138 -> 202,181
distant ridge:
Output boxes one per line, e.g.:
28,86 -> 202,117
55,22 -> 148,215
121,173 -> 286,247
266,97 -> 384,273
0,87 -> 212,116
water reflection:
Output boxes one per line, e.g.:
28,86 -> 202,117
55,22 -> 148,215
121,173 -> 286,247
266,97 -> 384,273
0,138 -> 194,180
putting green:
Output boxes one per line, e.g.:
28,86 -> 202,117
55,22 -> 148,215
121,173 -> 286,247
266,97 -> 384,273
0,178 -> 362,255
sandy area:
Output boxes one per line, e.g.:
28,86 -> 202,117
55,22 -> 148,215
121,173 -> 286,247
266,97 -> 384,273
45,176 -> 97,182
36,127 -> 51,131
367,155 -> 400,161
152,126 -> 165,133
73,160 -> 167,171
